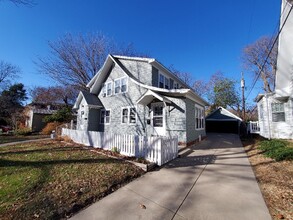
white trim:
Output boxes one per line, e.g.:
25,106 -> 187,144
151,102 -> 165,136
114,76 -> 128,95
89,54 -> 209,106
195,104 -> 205,130
137,90 -> 172,105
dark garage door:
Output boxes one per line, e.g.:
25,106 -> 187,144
206,120 -> 239,134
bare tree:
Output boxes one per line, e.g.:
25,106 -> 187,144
242,36 -> 278,93
30,85 -> 77,105
192,79 -> 209,97
168,65 -> 193,87
36,33 -> 144,90
0,60 -> 19,87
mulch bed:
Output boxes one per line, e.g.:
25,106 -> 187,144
242,137 -> 293,220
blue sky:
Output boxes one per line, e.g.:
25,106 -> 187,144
0,0 -> 281,104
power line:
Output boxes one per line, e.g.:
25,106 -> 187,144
245,2 -> 293,100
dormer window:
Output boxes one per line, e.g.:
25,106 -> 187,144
159,74 -> 164,88
170,79 -> 174,89
158,73 -> 178,90
165,78 -> 169,89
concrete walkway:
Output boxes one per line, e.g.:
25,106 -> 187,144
0,138 -> 51,147
70,133 -> 271,220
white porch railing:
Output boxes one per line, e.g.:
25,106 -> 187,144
61,128 -> 178,166
248,121 -> 260,134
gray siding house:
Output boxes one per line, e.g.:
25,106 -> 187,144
256,0 -> 293,139
73,55 -> 208,145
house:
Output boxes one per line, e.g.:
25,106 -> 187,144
205,107 -> 243,134
24,102 -> 64,132
256,0 -> 293,139
73,55 -> 208,146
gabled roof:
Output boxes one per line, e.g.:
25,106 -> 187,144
137,90 -> 172,105
206,107 -> 242,121
87,54 -> 209,106
73,91 -> 102,109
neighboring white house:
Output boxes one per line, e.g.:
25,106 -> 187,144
256,0 -> 293,139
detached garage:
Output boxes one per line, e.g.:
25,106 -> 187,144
206,107 -> 242,134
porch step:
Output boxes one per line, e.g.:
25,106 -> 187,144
178,147 -> 194,158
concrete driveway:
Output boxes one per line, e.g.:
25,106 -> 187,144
70,133 -> 271,220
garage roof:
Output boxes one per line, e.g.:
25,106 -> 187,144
206,107 -> 242,121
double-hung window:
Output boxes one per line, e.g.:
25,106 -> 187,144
271,103 -> 285,122
102,82 -> 112,97
121,77 -> 127,92
170,79 -> 174,89
100,109 -> 110,124
114,79 -> 121,94
121,107 -> 136,124
114,77 -> 127,94
122,108 -> 128,123
195,106 -> 205,129
159,74 -> 164,88
102,84 -> 107,97
165,77 -> 169,89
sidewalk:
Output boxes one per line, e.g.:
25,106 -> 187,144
0,138 -> 51,147
70,133 -> 271,220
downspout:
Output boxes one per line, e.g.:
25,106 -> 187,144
265,93 -> 272,139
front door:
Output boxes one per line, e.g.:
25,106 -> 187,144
151,103 -> 165,136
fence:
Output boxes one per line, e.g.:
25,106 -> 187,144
62,128 -> 178,166
247,121 -> 260,134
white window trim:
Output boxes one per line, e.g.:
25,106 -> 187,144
195,104 -> 205,130
114,76 -> 128,95
102,81 -> 113,97
121,106 -> 136,125
271,102 -> 285,122
158,72 -> 179,90
100,109 -> 111,124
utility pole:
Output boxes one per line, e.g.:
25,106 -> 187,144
241,72 -> 245,121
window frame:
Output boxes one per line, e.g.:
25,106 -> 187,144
271,102 -> 285,122
114,77 -> 128,95
100,109 -> 111,124
158,72 -> 179,90
114,78 -> 121,94
195,105 -> 205,130
121,106 -> 136,125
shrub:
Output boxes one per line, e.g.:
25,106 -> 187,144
41,122 -> 62,135
14,127 -> 32,136
259,139 -> 293,161
44,107 -> 73,123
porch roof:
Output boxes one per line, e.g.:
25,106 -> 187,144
73,91 -> 103,109
137,90 -> 172,105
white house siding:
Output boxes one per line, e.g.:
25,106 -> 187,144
258,96 -> 293,139
97,64 -> 148,136
165,97 -> 187,143
77,98 -> 89,130
275,0 -> 293,97
119,59 -> 153,86
185,98 -> 206,143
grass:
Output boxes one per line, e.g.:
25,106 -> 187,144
259,139 -> 293,161
0,140 -> 144,219
0,134 -> 49,145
